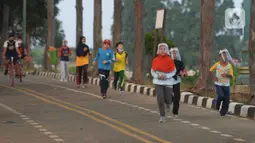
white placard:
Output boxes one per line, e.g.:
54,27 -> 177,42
155,9 -> 165,29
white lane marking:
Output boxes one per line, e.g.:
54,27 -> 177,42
49,135 -> 59,139
181,121 -> 191,124
210,130 -> 221,134
39,129 -> 48,132
26,120 -> 34,123
44,132 -> 53,135
35,125 -> 43,128
0,102 -> 64,142
25,80 -> 250,142
54,138 -> 64,142
201,126 -> 210,130
233,138 -> 246,142
191,123 -> 200,127
221,134 -> 233,138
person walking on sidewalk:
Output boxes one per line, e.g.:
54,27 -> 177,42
113,42 -> 128,92
76,36 -> 90,88
58,40 -> 72,82
93,39 -> 115,99
151,43 -> 176,123
170,47 -> 186,118
210,49 -> 233,117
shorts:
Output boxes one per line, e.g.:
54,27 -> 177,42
5,55 -> 18,65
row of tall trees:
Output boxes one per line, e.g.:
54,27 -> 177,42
0,0 -> 65,69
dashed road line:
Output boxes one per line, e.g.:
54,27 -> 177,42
24,80 -> 249,142
0,102 -> 64,142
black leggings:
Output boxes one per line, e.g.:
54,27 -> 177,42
98,69 -> 110,94
76,64 -> 88,85
172,83 -> 181,115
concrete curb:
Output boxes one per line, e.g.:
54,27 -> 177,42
26,71 -> 255,120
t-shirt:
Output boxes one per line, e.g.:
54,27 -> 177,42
210,62 -> 234,86
94,48 -> 115,71
59,47 -> 71,61
48,47 -> 57,65
3,40 -> 19,57
75,45 -> 89,66
113,51 -> 128,72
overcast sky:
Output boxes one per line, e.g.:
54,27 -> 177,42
57,0 -> 243,48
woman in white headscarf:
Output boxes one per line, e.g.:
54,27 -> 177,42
170,47 -> 186,117
151,43 -> 176,123
210,49 -> 233,117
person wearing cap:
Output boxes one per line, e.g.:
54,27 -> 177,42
2,33 -> 21,76
170,47 -> 186,118
210,49 -> 234,117
93,39 -> 115,99
151,43 -> 176,123
59,40 -> 72,82
76,36 -> 90,88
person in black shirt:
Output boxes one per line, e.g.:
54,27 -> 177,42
2,34 -> 21,76
170,47 -> 186,117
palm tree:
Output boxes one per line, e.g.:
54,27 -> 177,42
112,0 -> 122,46
248,0 -> 255,104
92,0 -> 102,76
192,0 -> 215,94
44,0 -> 53,70
76,0 -> 83,46
133,0 -> 145,84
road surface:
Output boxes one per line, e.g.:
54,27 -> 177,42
0,74 -> 254,143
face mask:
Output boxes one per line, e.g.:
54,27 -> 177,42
117,48 -> 124,52
83,42 -> 86,44
9,40 -> 14,42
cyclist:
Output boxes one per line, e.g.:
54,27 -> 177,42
2,33 -> 21,76
17,39 -> 30,62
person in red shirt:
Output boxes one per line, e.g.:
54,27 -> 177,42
58,40 -> 72,82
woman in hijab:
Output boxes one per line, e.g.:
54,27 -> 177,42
151,43 -> 176,123
170,47 -> 186,118
210,49 -> 233,117
76,36 -> 90,88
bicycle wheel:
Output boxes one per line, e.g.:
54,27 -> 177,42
9,63 -> 14,86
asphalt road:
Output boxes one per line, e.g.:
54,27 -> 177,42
0,74 -> 254,143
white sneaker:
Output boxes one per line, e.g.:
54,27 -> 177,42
173,114 -> 179,118
60,79 -> 64,82
158,116 -> 166,123
82,84 -> 87,88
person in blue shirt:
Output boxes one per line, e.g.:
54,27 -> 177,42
93,39 -> 115,99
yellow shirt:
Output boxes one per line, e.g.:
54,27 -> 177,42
210,62 -> 234,86
76,54 -> 89,66
113,52 -> 128,72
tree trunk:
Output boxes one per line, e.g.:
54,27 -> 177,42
113,0 -> 122,46
44,0 -> 53,70
192,0 -> 215,94
52,0 -> 56,47
133,0 -> 145,84
92,0 -> 102,76
25,28 -> 33,69
248,0 -> 255,105
0,4 -> 9,46
76,0 -> 83,46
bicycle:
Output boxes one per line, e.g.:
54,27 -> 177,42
8,57 -> 23,86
